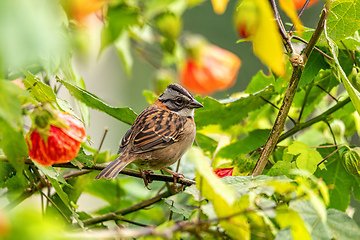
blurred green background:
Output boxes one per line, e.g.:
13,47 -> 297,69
77,0 -> 325,154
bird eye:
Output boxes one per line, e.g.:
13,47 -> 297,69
175,97 -> 184,105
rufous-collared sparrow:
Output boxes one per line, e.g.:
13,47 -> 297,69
95,84 -> 203,188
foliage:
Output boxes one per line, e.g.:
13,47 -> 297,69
1,0 -> 360,239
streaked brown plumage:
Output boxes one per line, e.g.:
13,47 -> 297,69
94,84 -> 203,184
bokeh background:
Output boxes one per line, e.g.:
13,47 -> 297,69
76,0 -> 325,154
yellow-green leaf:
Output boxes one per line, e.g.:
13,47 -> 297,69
279,0 -> 304,35
250,0 -> 285,76
275,205 -> 311,240
187,147 -> 251,240
287,141 -> 322,175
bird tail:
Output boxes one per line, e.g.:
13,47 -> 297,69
94,155 -> 133,180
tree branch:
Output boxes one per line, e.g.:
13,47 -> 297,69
82,189 -> 175,226
252,8 -> 329,176
0,158 -> 196,187
278,96 -> 350,142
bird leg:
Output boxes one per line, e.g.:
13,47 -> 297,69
139,169 -> 154,190
162,168 -> 185,191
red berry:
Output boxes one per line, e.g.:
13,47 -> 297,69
27,112 -> 86,166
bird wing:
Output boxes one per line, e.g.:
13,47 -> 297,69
130,107 -> 185,154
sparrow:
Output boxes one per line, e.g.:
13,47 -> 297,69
95,84 -> 203,188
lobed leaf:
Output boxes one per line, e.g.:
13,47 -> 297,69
287,141 -> 322,175
291,199 -> 360,239
327,0 -> 360,41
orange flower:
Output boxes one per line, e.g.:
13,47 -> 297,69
292,0 -> 320,10
213,168 -> 234,178
27,110 -> 86,166
62,0 -> 107,23
180,43 -> 241,95
233,0 -> 259,39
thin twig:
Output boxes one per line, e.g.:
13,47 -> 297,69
97,127 -> 109,152
260,96 -> 296,125
119,217 -> 149,227
317,146 -> 346,166
340,40 -> 358,67
268,0 -> 294,54
0,158 -> 196,187
292,35 -> 333,60
278,96 -> 350,142
82,190 -> 175,226
302,8 -> 329,62
316,84 -> 338,102
290,0 -> 311,32
324,120 -> 338,147
298,85 -> 313,122
71,194 -> 307,239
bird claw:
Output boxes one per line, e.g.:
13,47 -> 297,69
162,168 -> 185,192
139,169 -> 154,190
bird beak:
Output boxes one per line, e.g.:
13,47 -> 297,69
189,99 -> 204,108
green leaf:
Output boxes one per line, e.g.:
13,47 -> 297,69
327,208 -> 360,239
315,147 -> 354,211
275,205 -> 311,240
290,199 -> 333,240
325,17 -> 360,116
143,0 -> 187,20
114,31 -> 133,75
0,0 -> 69,73
0,79 -> 26,130
85,178 -> 126,207
0,122 -> 28,172
232,154 -> 257,176
245,70 -> 275,94
195,133 -> 218,157
267,161 -> 293,177
35,163 -> 68,185
287,141 -> 322,175
217,129 -> 270,159
0,162 -> 16,184
291,199 -> 360,240
195,86 -> 275,129
59,79 -> 137,125
101,4 -> 140,50
60,68 -> 90,125
299,50 -> 329,88
327,0 -> 360,41
143,90 -> 158,105
71,148 -> 94,168
23,72 -> 58,105
47,176 -> 84,228
353,178 -> 360,202
164,198 -> 194,218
